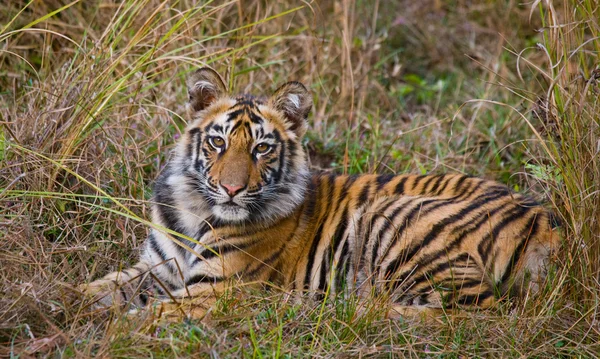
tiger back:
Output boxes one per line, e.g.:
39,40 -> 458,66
82,68 -> 561,315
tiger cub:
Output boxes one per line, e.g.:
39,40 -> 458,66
83,67 -> 560,314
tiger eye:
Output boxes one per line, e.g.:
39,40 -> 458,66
210,137 -> 225,148
255,143 -> 270,154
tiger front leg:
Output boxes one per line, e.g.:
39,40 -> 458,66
154,282 -> 229,319
80,261 -> 153,308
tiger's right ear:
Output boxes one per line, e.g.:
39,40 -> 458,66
269,81 -> 312,137
186,67 -> 227,112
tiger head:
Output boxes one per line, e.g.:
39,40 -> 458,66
173,67 -> 312,224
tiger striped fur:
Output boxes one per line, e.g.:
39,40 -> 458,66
83,67 -> 561,314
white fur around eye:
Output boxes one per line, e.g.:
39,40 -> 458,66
287,93 -> 300,108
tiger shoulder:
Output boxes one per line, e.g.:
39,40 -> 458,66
82,67 -> 561,315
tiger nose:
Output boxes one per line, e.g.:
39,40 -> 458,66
221,182 -> 244,197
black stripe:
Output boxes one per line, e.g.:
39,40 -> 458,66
186,274 -> 224,286
335,239 -> 351,291
304,221 -> 326,289
451,252 -> 472,264
229,119 -> 244,134
456,291 -> 493,306
394,176 -> 408,194
428,174 -> 446,195
195,242 -> 233,262
343,174 -> 359,192
153,182 -> 195,257
369,198 -> 404,273
317,247 -> 330,292
331,207 -> 349,257
211,124 -> 223,133
226,109 -> 244,122
192,232 -> 267,265
274,139 -> 286,183
376,174 -> 395,190
188,128 -> 201,136
453,175 -> 470,195
305,175 -> 338,291
369,212 -> 386,274
326,178 -> 353,244
287,140 -> 297,158
420,175 -> 439,195
272,129 -> 281,142
449,202 -> 505,237
358,182 -> 372,203
499,213 -> 539,285
148,233 -> 168,263
248,111 -> 264,124
438,277 -> 486,290
245,243 -> 287,279
467,182 -> 504,203
195,220 -> 213,239
194,131 -> 202,160
317,177 -> 351,291
434,175 -> 453,196
243,121 -> 252,136
188,128 -> 201,158
411,175 -> 427,191
233,98 -> 256,107
201,145 -> 211,159
303,178 -> 319,219
327,173 -> 336,191
477,204 -> 530,266
198,233 -> 278,267
401,259 -> 454,294
456,179 -> 485,200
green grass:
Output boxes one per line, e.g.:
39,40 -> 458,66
1,0 -> 599,357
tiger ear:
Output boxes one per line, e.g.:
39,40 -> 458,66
186,67 -> 227,112
269,81 -> 312,137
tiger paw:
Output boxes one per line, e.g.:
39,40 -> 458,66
79,279 -> 123,308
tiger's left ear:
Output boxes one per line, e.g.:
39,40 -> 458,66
269,81 -> 312,137
187,67 -> 228,112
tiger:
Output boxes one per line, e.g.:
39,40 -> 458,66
82,67 -> 561,317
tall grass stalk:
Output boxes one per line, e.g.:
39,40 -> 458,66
535,0 -> 600,308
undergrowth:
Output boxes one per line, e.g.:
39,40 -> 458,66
0,0 -> 598,357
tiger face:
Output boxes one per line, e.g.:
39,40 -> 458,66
174,68 -> 312,223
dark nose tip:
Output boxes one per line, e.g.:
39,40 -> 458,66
221,183 -> 244,197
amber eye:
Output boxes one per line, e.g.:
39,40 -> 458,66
209,136 -> 225,149
254,143 -> 271,154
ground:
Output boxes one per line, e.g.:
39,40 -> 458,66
0,0 -> 599,357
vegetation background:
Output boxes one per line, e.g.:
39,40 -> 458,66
1,0 -> 598,357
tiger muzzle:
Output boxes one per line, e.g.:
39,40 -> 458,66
217,148 -> 250,198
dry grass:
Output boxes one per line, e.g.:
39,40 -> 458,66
0,0 -> 598,357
